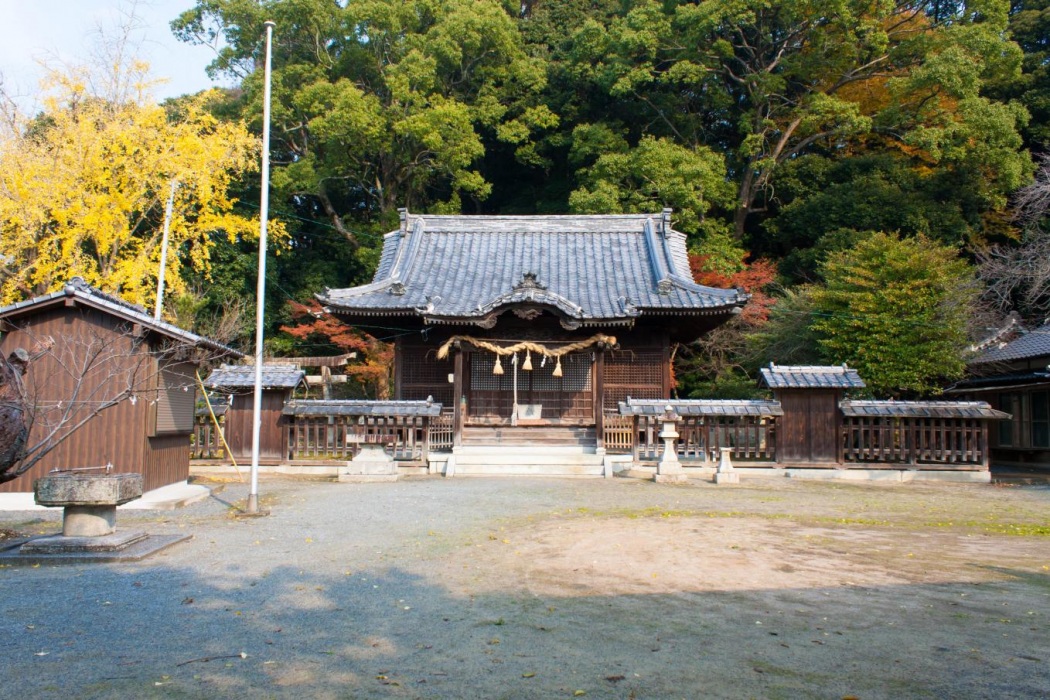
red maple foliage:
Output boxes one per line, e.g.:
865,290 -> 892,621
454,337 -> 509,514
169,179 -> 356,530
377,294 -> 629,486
689,252 -> 777,326
280,300 -> 394,399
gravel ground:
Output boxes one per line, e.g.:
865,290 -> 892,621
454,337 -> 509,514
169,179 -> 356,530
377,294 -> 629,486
0,475 -> 1048,700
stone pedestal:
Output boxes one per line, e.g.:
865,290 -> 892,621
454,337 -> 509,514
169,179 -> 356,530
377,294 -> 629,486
714,447 -> 739,485
7,472 -> 190,564
339,444 -> 399,482
654,406 -> 688,484
34,473 -> 142,536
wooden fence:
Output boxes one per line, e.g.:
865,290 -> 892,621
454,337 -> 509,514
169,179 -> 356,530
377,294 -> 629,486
613,414 -> 777,462
192,413 -> 226,460
193,404 -> 452,464
842,416 -> 988,466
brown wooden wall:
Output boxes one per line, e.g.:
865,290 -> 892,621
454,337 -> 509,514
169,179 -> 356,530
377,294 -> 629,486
221,390 -> 289,463
0,304 -> 197,492
775,389 -> 842,464
142,435 -> 192,491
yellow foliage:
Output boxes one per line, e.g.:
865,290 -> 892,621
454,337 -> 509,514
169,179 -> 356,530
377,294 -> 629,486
0,75 -> 285,308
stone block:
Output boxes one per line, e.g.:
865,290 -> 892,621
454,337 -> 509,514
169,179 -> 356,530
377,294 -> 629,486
34,473 -> 143,507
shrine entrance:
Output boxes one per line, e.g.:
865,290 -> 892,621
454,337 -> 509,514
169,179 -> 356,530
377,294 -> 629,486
465,350 -> 594,425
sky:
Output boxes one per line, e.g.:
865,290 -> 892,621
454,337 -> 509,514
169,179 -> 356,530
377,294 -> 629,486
0,0 -> 229,110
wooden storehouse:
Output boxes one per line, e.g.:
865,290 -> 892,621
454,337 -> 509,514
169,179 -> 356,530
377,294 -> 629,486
319,209 -> 748,461
202,364 -> 306,463
0,277 -> 240,492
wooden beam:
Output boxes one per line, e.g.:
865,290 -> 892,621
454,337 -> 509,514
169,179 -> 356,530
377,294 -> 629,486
594,349 -> 605,450
453,347 -> 464,447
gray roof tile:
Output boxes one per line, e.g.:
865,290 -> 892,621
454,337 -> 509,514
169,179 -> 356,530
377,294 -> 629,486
840,400 -> 1009,420
320,211 -> 747,323
204,364 -> 305,390
282,399 -> 442,417
971,323 -> 1050,365
0,277 -> 241,358
619,398 -> 783,417
760,364 -> 866,390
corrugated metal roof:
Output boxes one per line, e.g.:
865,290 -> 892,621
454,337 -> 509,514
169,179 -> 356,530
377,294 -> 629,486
971,324 -> 1050,365
760,364 -> 866,389
282,399 -> 443,417
840,400 -> 1010,420
619,398 -> 783,417
0,277 -> 241,358
203,364 -> 306,390
320,211 -> 747,324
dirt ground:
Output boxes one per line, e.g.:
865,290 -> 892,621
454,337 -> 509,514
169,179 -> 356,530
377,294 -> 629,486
0,475 -> 1047,699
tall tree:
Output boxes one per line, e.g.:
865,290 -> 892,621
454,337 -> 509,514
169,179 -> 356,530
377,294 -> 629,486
0,68 -> 272,307
811,232 -> 977,397
569,0 -> 1030,240
173,0 -> 553,243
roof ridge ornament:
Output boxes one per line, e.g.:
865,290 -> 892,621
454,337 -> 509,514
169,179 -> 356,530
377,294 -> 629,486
515,271 -> 547,291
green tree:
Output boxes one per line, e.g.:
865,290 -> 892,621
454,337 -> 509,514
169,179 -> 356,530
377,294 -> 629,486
568,0 -> 1030,240
811,232 -> 977,397
173,0 -> 552,242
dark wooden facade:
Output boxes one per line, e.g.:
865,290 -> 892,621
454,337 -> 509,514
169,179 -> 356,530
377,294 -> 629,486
774,390 -> 842,463
221,391 -> 289,463
948,321 -> 1050,469
0,280 -> 237,492
394,321 -> 673,445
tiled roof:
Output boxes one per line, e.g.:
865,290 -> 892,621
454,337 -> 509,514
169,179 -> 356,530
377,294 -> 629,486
282,399 -> 443,417
840,400 -> 1009,420
619,398 -> 783,417
319,210 -> 747,325
970,323 -> 1050,365
946,371 -> 1050,393
759,364 -> 866,390
0,277 -> 241,358
203,364 -> 306,390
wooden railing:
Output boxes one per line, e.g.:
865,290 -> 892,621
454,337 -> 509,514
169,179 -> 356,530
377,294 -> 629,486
628,415 -> 777,463
429,411 -> 454,453
842,417 -> 988,467
191,414 -> 226,459
289,415 -> 434,464
603,413 -> 634,453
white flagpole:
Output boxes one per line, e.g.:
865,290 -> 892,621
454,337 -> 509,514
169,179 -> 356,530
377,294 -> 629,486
247,20 -> 276,514
154,179 -> 178,321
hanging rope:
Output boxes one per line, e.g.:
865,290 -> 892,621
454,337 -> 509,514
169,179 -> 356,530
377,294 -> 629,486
436,334 -> 617,361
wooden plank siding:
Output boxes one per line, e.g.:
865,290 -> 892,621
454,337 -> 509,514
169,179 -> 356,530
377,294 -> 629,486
221,390 -> 289,463
0,304 -> 188,492
142,435 -> 192,491
774,390 -> 841,464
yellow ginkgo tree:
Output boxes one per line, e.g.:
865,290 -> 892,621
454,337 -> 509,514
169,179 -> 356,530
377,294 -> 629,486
0,66 -> 282,309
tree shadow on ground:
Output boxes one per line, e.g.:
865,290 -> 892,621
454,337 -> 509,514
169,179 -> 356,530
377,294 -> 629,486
0,560 -> 1047,700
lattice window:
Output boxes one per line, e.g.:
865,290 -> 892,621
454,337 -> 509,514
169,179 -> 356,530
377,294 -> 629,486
604,350 -> 664,410
471,352 -> 591,392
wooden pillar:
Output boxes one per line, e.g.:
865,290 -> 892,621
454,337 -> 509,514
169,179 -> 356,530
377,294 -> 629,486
594,349 -> 605,450
661,334 -> 672,397
453,346 -> 464,447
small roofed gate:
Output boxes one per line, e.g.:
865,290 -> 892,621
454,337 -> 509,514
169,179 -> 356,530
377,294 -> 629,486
760,364 -> 866,464
202,364 -> 306,464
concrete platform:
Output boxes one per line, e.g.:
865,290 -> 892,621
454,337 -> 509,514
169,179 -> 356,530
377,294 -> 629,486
0,532 -> 191,565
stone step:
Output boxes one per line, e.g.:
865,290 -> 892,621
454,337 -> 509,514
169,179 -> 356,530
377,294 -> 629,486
454,450 -> 603,466
461,426 -> 597,447
451,462 -> 604,477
